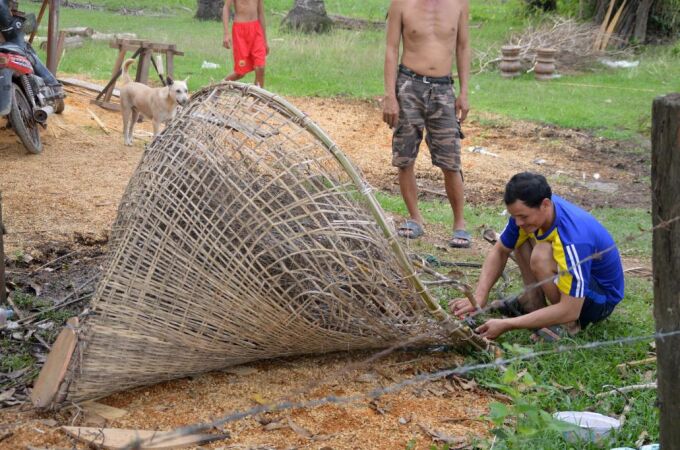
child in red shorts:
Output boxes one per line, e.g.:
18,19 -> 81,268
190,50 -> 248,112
222,0 -> 269,87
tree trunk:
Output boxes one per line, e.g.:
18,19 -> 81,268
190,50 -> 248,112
195,0 -> 223,21
633,0 -> 654,43
282,0 -> 333,34
525,0 -> 557,12
594,0 -> 612,23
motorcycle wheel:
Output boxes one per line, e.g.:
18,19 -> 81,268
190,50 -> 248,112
8,83 -> 42,154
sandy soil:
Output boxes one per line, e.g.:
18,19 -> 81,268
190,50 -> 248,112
0,80 -> 651,449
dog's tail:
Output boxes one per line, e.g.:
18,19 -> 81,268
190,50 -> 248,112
121,59 -> 136,85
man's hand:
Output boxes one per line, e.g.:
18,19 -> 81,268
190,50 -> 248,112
475,318 -> 511,340
223,35 -> 232,49
450,297 -> 479,318
455,94 -> 469,122
266,43 -> 270,56
382,95 -> 399,128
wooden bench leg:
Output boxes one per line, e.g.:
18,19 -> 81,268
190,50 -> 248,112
136,49 -> 151,85
104,48 -> 127,103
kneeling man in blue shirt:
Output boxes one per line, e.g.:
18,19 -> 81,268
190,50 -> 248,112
452,172 -> 625,340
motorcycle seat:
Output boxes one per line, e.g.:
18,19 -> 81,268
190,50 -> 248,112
0,42 -> 25,55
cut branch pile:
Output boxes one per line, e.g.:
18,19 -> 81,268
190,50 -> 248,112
475,17 -> 634,74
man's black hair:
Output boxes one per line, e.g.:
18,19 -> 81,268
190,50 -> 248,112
503,172 -> 552,208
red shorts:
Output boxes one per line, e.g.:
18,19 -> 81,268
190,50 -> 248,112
232,20 -> 266,75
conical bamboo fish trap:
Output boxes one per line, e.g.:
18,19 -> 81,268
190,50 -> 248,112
32,83 -> 487,409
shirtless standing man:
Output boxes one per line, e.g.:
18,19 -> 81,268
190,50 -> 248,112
223,0 -> 269,87
383,0 -> 471,248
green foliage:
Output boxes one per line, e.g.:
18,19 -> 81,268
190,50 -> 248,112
651,0 -> 680,37
482,365 -> 576,448
0,350 -> 35,371
11,292 -> 45,310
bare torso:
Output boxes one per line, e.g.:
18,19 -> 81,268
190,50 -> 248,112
233,0 -> 259,22
399,0 -> 462,77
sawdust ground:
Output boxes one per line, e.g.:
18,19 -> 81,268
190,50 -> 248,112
1,350 -> 494,449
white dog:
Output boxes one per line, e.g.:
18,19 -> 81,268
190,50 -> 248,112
119,58 -> 189,146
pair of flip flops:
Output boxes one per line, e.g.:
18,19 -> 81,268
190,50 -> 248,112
397,220 -> 472,248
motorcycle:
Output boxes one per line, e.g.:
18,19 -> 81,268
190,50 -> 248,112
0,41 -> 64,154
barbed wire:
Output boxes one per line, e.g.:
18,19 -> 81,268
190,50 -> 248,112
124,214 -> 679,448
129,329 -> 678,449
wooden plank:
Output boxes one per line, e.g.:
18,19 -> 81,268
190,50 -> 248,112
166,51 -> 175,79
652,93 -> 680,449
81,401 -> 128,420
0,193 -> 5,304
54,31 -> 66,71
137,49 -> 152,84
61,427 -> 229,449
61,78 -> 120,97
105,48 -> 127,103
46,0 -> 60,75
109,38 -> 149,48
91,99 -> 121,112
62,27 -> 94,37
31,317 -> 79,408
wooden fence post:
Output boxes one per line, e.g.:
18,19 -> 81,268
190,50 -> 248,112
0,192 -> 5,304
652,93 -> 680,449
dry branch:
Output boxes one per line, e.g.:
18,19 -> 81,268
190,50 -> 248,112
596,382 -> 657,397
476,17 -> 632,75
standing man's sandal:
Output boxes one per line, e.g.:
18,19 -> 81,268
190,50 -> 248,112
397,220 -> 424,239
449,229 -> 471,248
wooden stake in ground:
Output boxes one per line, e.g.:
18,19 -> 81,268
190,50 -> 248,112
0,192 -> 5,304
652,93 -> 680,449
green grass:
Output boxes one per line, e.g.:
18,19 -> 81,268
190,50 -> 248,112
22,0 -> 678,138
48,0 -> 390,19
474,276 -> 656,449
377,191 -> 655,449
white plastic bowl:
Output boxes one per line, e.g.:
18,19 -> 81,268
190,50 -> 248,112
553,411 -> 620,443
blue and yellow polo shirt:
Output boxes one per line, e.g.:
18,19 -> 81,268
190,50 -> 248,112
500,195 -> 624,306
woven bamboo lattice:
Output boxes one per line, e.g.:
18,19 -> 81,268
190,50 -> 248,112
38,83 -> 487,407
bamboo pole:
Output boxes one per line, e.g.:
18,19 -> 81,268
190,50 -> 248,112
593,0 -> 616,51
600,0 -> 627,51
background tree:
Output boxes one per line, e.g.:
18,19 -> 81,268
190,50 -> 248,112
282,0 -> 332,33
525,0 -> 557,12
532,0 -> 679,44
196,0 -> 223,21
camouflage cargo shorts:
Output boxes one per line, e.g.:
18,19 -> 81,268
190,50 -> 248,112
391,71 -> 462,172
